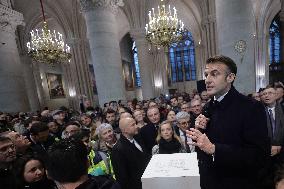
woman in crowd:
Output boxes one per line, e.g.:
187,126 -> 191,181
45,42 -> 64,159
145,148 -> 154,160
80,113 -> 98,140
152,120 -> 185,155
13,154 -> 56,189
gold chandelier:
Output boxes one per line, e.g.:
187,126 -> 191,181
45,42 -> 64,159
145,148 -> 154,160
145,0 -> 184,47
26,0 -> 71,64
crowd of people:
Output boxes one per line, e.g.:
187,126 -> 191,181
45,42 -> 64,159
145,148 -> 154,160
0,55 -> 284,189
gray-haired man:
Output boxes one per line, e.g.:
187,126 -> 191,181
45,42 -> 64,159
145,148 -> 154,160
176,111 -> 194,152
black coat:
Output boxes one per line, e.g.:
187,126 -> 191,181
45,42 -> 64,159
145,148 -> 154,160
76,175 -> 120,189
198,87 -> 270,189
139,123 -> 158,153
111,135 -> 150,189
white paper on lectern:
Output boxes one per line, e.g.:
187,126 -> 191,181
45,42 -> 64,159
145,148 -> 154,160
142,152 -> 199,178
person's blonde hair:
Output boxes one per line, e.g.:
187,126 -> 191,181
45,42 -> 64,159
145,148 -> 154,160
156,120 -> 181,143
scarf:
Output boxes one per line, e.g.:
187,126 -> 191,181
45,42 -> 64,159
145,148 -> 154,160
158,138 -> 181,154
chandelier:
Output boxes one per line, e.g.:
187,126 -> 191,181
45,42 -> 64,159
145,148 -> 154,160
26,0 -> 71,64
145,0 -> 184,47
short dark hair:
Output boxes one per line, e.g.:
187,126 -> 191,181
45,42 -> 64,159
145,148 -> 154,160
274,83 -> 284,90
47,139 -> 88,183
70,130 -> 90,141
105,109 -> 115,115
170,96 -> 177,101
206,55 -> 237,75
264,84 -> 274,90
29,122 -> 49,135
65,121 -> 81,128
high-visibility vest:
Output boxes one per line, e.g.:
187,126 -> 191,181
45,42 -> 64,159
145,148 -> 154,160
88,149 -> 115,179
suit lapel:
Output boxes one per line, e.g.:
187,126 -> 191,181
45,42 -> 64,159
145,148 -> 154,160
121,135 -> 144,153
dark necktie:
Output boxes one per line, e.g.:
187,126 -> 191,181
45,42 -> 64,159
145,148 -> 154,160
268,109 -> 276,137
183,131 -> 191,153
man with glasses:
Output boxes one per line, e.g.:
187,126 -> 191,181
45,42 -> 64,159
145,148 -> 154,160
176,111 -> 194,152
262,85 -> 284,187
0,136 -> 16,189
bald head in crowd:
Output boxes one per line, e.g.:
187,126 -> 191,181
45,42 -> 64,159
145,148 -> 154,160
119,117 -> 138,139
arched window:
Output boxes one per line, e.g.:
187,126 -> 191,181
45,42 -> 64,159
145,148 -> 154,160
269,16 -> 280,64
132,42 -> 141,87
169,31 -> 196,83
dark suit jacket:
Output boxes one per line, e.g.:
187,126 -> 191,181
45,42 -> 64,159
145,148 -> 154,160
265,102 -> 284,146
111,135 -> 151,189
139,123 -> 158,153
198,87 -> 270,189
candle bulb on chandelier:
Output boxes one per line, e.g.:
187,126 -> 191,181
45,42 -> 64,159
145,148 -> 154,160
152,8 -> 155,17
145,24 -> 148,33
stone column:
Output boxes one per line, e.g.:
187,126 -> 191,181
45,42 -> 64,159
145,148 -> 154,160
20,56 -> 40,111
0,4 -> 30,112
130,29 -> 155,99
65,38 -> 94,109
80,0 -> 126,106
201,1 -> 217,59
215,0 -> 255,93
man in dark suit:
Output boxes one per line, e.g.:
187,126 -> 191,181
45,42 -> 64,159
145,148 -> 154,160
187,55 -> 270,189
262,85 -> 284,187
139,107 -> 161,152
111,117 -> 150,189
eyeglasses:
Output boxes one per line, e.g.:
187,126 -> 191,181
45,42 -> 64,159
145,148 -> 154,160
262,92 -> 275,96
178,121 -> 190,126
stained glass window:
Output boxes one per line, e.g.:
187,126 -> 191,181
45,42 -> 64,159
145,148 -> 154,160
269,16 -> 280,64
169,31 -> 196,82
132,42 -> 141,87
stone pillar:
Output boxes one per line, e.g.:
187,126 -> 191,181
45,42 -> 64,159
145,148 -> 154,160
20,56 -> 40,111
201,0 -> 217,59
65,38 -> 94,109
80,0 -> 125,106
130,29 -> 155,99
215,0 -> 255,94
0,4 -> 30,112
151,47 -> 169,96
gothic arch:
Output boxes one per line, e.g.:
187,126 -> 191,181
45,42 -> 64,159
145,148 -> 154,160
255,0 -> 281,89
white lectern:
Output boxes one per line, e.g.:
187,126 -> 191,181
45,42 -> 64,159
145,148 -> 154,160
142,152 -> 200,189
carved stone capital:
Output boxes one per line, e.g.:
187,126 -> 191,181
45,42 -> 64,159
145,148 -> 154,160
130,29 -> 147,44
80,0 -> 124,14
0,4 -> 24,33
